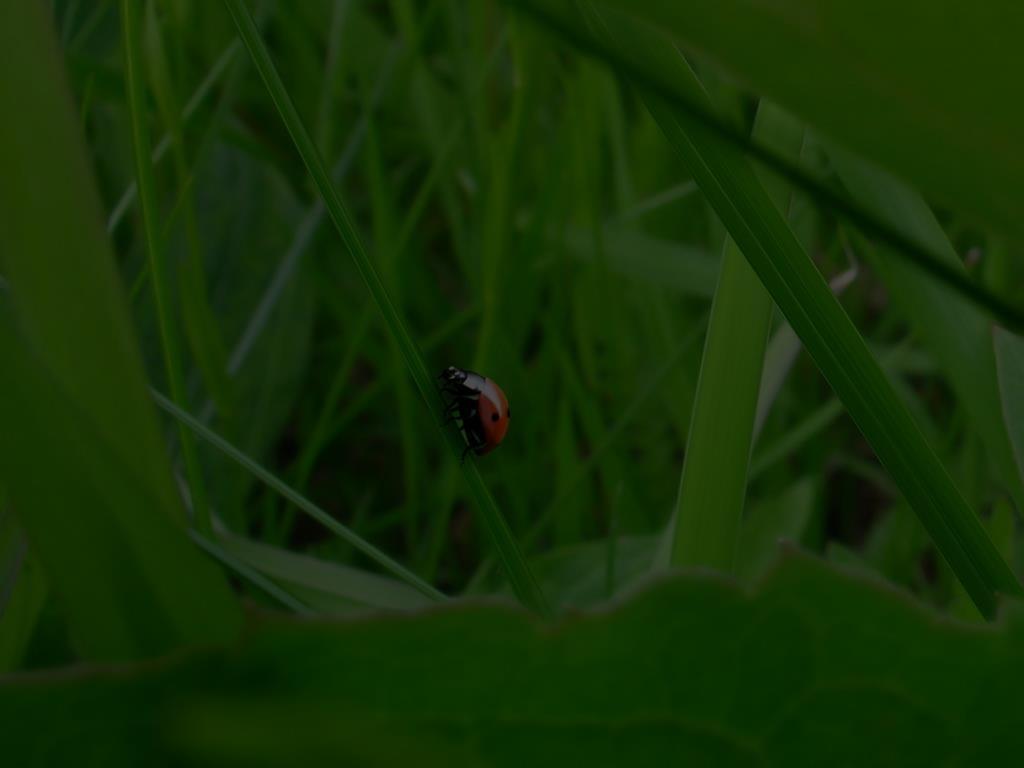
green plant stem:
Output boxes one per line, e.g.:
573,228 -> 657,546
121,0 -> 211,535
221,0 -> 549,617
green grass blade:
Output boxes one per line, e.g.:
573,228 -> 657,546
669,101 -> 802,570
670,238 -> 771,569
216,532 -> 434,613
224,36 -> 405,379
561,225 -> 718,299
995,328 -> 1024,486
188,530 -> 312,616
753,266 -> 858,442
318,307 -> 479,452
750,400 -> 843,483
826,147 -> 1024,507
579,4 -> 1020,617
151,390 -> 447,603
121,0 -> 211,534
0,517 -> 45,673
107,39 -> 241,233
220,0 -> 549,616
0,1 -> 240,659
143,0 -> 234,425
612,180 -> 697,222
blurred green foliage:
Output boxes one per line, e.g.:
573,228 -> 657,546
3,0 -> 1024,762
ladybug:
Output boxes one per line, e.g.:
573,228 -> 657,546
439,366 -> 510,461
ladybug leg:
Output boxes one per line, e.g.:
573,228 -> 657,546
461,436 -> 485,463
441,395 -> 470,424
439,390 -> 460,413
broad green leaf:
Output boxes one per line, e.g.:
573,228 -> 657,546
4,554 -> 1024,765
600,0 -> 1024,246
0,2 -> 240,659
574,2 -> 1019,617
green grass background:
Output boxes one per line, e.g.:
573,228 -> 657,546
3,0 -> 1024,762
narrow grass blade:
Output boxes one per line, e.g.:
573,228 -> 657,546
143,0 -> 234,424
284,28 -> 504,485
152,390 -> 447,603
612,181 -> 697,222
321,307 -> 478,450
107,39 -> 241,233
0,2 -> 240,659
753,266 -> 858,442
188,530 -> 312,616
669,101 -> 802,570
736,479 -> 816,583
224,37 -> 404,380
561,225 -> 718,299
220,0 -> 549,616
579,4 -> 1020,617
216,531 -> 434,612
121,0 -> 211,534
751,342 -> 912,482
826,147 -> 1024,506
995,328 -> 1024,487
0,516 -> 45,672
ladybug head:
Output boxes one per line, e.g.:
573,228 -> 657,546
439,366 -> 468,384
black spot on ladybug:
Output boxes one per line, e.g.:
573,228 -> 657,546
491,412 -> 500,422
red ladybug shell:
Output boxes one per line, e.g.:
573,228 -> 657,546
476,378 -> 510,454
